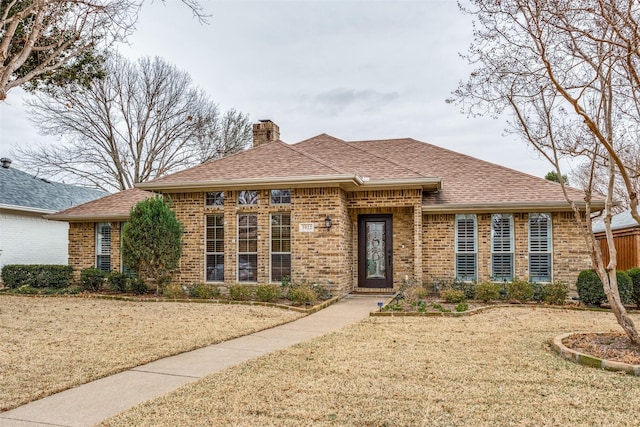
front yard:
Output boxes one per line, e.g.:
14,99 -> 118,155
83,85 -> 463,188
103,307 -> 640,426
0,295 -> 303,411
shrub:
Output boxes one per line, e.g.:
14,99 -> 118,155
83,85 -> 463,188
627,268 -> 640,309
506,279 -> 534,302
80,268 -> 107,292
531,282 -> 547,302
451,280 -> 476,300
544,280 -> 569,305
576,269 -> 633,306
128,277 -> 148,295
162,283 -> 186,299
455,302 -> 469,312
256,284 -> 281,302
188,283 -> 220,299
311,282 -> 331,300
287,285 -> 317,306
1,264 -> 73,289
107,272 -> 129,292
442,289 -> 466,303
475,282 -> 501,302
229,284 -> 254,301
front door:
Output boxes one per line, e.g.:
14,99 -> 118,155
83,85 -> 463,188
358,215 -> 393,288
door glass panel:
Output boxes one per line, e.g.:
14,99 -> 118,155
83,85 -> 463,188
366,221 -> 386,279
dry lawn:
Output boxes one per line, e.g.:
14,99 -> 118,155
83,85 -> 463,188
0,295 -> 303,411
104,307 -> 640,426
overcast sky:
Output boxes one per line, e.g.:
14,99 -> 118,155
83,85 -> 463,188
0,0 -> 566,181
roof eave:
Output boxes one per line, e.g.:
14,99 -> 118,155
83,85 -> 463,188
353,178 -> 441,192
136,175 -> 366,192
45,213 -> 131,222
0,203 -> 56,215
422,201 -> 606,214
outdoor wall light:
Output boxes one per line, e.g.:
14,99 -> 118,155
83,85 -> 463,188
325,215 -> 332,230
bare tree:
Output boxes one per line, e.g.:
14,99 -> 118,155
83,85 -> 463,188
0,0 -> 207,101
17,55 -> 251,191
194,108 -> 253,163
451,0 -> 640,343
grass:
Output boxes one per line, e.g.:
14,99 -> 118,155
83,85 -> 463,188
0,295 -> 303,411
103,307 -> 640,426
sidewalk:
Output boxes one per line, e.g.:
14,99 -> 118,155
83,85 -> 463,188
0,295 -> 381,427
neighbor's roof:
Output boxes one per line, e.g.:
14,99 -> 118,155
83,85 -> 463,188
46,188 -> 155,221
0,163 -> 107,214
137,134 -> 596,213
593,207 -> 640,233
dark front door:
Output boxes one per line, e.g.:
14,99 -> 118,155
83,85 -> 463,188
358,215 -> 393,288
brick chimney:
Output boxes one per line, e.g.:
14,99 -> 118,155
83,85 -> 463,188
252,120 -> 280,148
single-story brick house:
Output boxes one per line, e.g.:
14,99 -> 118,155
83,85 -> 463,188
48,120 -> 599,295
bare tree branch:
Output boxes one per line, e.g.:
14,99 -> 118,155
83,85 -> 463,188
16,54 -> 250,192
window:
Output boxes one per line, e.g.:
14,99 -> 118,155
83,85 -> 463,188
455,214 -> 477,281
237,214 -> 258,281
529,213 -> 552,282
271,213 -> 291,282
270,189 -> 291,205
206,191 -> 224,206
96,222 -> 111,272
491,214 -> 514,281
238,190 -> 258,205
206,214 -> 224,281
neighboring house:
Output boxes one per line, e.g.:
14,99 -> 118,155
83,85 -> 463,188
0,158 -> 106,271
48,120 -> 599,295
593,208 -> 640,270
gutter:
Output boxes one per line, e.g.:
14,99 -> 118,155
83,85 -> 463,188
0,203 -> 57,215
422,201 -> 606,214
45,213 -> 131,222
135,174 -> 366,191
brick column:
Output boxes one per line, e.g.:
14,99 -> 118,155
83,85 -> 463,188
413,204 -> 423,284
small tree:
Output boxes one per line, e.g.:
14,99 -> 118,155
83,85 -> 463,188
122,196 -> 183,293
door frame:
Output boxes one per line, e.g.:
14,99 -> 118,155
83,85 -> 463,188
357,214 -> 393,288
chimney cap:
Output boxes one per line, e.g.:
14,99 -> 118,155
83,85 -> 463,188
259,119 -> 273,123
0,158 -> 12,168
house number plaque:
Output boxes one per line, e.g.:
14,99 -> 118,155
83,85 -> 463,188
299,223 -> 315,233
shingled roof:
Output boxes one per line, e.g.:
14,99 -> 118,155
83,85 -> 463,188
137,134 -> 595,212
46,188 -> 155,221
0,161 -> 107,213
44,134 -> 595,219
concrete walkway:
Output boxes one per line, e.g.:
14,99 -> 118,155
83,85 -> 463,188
0,295 -> 381,427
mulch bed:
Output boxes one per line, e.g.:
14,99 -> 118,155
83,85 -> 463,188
563,333 -> 640,365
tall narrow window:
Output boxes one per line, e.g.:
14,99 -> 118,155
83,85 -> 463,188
529,213 -> 552,282
455,214 -> 477,281
492,214 -> 514,281
237,214 -> 258,282
96,222 -> 111,272
206,214 -> 224,282
271,213 -> 291,282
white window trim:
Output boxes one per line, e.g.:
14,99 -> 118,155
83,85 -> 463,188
270,212 -> 291,283
205,214 -> 225,283
455,214 -> 477,282
96,222 -> 111,272
528,213 -> 553,282
491,213 -> 514,281
237,213 -> 258,283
